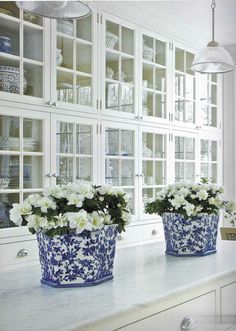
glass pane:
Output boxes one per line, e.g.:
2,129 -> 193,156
143,63 -> 153,89
57,36 -> 73,69
56,122 -> 73,154
175,73 -> 184,98
175,162 -> 184,181
23,156 -> 42,189
211,74 -> 217,83
105,158 -> 119,185
155,93 -> 166,118
0,2 -> 19,18
143,160 -> 153,185
0,115 -> 19,151
0,155 -> 19,189
175,137 -> 184,159
201,140 -> 209,162
175,100 -> 184,121
0,193 -> 19,229
155,161 -> 166,185
210,141 -> 217,161
24,26 -> 43,61
186,52 -> 194,75
57,156 -> 73,185
76,125 -> 91,155
23,118 -> 42,152
121,57 -> 134,84
142,132 -> 153,158
121,130 -> 134,156
175,48 -> 184,72
23,12 -> 42,25
76,157 -> 91,181
143,90 -> 153,116
76,15 -> 91,42
106,51 -> 119,80
0,62 -> 20,94
0,17 -> 19,55
23,63 -> 43,98
185,163 -> 195,181
199,74 -> 208,100
201,163 -> 208,179
106,82 -> 119,110
57,70 -> 73,103
106,21 -> 119,51
155,134 -> 166,158
106,128 -> 119,156
185,101 -> 195,123
143,188 -> 154,210
185,138 -> 195,160
185,76 -> 195,100
155,68 -> 165,92
155,39 -> 165,66
121,85 -> 134,113
121,159 -> 134,186
143,35 -> 154,62
76,76 -> 91,106
121,26 -> 134,55
210,106 -> 217,127
57,20 -> 74,36
201,102 -> 208,126
211,164 -> 217,183
123,188 -> 134,214
76,43 -> 91,74
210,84 -> 217,105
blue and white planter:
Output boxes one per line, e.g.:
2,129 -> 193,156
162,213 -> 219,256
37,224 -> 118,288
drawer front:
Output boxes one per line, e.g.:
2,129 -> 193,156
221,281 -> 236,324
119,291 -> 216,331
0,239 -> 39,271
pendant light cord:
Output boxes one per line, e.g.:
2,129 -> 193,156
211,0 -> 216,42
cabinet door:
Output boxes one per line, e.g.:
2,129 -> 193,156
221,282 -> 236,324
0,108 -> 50,235
50,10 -> 97,112
0,2 -> 50,104
120,291 -> 216,331
101,12 -> 138,119
101,121 -> 138,220
51,114 -> 97,185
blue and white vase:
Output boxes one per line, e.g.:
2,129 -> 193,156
162,213 -> 219,256
37,224 -> 118,288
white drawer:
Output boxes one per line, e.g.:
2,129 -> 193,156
119,291 -> 216,331
0,239 -> 39,271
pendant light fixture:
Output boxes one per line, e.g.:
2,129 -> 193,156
16,1 -> 91,20
191,0 -> 234,74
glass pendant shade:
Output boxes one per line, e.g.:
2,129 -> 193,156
191,41 -> 235,74
16,1 -> 90,19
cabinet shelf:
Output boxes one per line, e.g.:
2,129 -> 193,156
142,59 -> 166,69
105,47 -> 134,59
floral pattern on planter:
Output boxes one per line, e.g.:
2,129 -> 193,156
37,224 -> 118,288
162,213 -> 219,256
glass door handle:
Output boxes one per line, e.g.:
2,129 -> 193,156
180,316 -> 196,330
52,173 -> 59,178
46,173 -> 53,178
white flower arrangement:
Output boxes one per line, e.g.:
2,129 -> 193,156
145,180 -> 235,219
10,181 -> 131,236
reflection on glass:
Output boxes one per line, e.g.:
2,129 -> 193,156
175,137 -> 184,159
57,70 -> 73,103
24,26 -> 43,62
143,91 -> 153,116
155,93 -> 166,118
76,15 -> 91,42
185,138 -> 195,160
185,101 -> 194,123
201,163 -> 208,179
155,161 -> 165,185
23,156 -> 42,188
201,102 -> 208,126
155,134 -> 166,158
121,130 -> 133,156
175,162 -> 184,181
185,162 -> 195,181
57,20 -> 74,36
185,76 -> 195,100
76,76 -> 92,106
0,155 -> 19,189
175,100 -> 184,121
155,39 -> 165,66
123,188 -> 134,214
0,115 -> 19,151
121,57 -> 134,84
57,156 -> 73,184
175,73 -> 184,98
211,164 -> 217,183
76,157 -> 91,181
211,141 -> 217,161
106,82 -> 119,110
57,122 -> 73,154
121,159 -> 133,186
76,43 -> 91,74
23,118 -> 42,152
76,125 -> 91,155
121,26 -> 134,55
142,132 -> 153,158
186,52 -> 194,75
175,48 -> 184,72
201,140 -> 209,161
121,85 -> 134,113
143,160 -> 153,185
210,84 -> 217,105
24,63 -> 43,98
105,158 -> 119,185
210,107 -> 217,127
143,63 -> 153,88
106,128 -> 119,155
0,193 -> 19,229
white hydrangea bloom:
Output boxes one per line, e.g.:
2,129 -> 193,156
170,195 -> 186,209
178,187 -> 189,196
24,194 -> 41,206
104,213 -> 113,224
183,203 -> 195,217
35,197 -> 57,213
53,213 -> 68,227
26,214 -> 48,232
66,210 -> 91,233
9,205 -> 23,226
90,211 -> 104,230
44,186 -> 65,199
76,181 -> 94,199
66,193 -> 83,208
196,189 -> 208,201
98,184 -> 113,195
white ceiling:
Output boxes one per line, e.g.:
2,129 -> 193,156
124,1 -> 236,46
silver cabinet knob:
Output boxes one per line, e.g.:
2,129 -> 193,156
52,101 -> 58,107
46,173 -> 52,178
52,173 -> 58,178
180,316 -> 196,330
17,249 -> 29,257
46,101 -> 53,106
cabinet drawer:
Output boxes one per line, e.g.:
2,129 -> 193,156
221,281 -> 236,324
0,239 -> 39,271
119,291 -> 216,331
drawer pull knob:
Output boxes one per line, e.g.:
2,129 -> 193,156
152,229 -> 158,236
17,249 -> 29,257
180,316 -> 196,330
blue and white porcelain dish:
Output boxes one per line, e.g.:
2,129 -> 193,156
0,36 -> 12,54
162,212 -> 219,256
37,224 -> 118,288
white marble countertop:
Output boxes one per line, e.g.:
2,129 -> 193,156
1,240 -> 236,331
